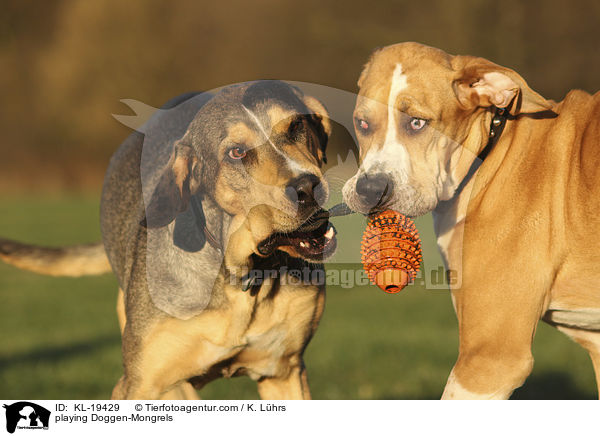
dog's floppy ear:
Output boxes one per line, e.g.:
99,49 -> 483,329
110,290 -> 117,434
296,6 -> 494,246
143,138 -> 201,228
453,57 -> 553,115
302,95 -> 332,164
172,196 -> 207,252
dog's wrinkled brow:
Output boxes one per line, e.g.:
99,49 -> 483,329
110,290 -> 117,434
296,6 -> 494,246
241,104 -> 306,173
242,105 -> 277,149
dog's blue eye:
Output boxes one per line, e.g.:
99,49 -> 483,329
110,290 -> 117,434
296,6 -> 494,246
408,117 -> 427,131
227,147 -> 247,160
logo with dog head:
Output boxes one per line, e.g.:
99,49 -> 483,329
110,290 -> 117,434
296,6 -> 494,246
3,402 -> 50,434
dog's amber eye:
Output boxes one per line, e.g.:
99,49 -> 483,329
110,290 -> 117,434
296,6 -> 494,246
227,146 -> 247,160
355,118 -> 370,133
408,117 -> 427,131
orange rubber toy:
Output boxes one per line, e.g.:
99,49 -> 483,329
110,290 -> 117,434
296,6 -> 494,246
361,210 -> 423,293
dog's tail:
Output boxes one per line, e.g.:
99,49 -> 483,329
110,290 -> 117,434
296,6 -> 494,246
0,239 -> 111,277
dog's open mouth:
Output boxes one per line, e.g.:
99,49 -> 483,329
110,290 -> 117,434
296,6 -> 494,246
257,210 -> 337,261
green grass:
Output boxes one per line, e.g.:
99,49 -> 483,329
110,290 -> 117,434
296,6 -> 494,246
0,194 -> 596,399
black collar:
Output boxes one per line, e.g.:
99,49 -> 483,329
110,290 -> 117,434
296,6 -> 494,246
478,107 -> 510,162
453,107 -> 510,197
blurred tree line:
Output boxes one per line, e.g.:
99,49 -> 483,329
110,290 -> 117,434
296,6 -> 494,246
0,0 -> 598,191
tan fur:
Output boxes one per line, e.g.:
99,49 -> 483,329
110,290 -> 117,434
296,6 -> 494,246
0,241 -> 111,277
214,110 -> 327,272
172,154 -> 192,197
111,86 -> 331,399
113,278 -> 323,399
227,122 -> 259,145
2,84 -> 331,401
116,288 -> 126,334
351,42 -> 600,399
115,288 -> 200,400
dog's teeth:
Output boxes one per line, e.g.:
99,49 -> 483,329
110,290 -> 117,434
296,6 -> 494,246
324,226 -> 335,239
299,241 -> 309,248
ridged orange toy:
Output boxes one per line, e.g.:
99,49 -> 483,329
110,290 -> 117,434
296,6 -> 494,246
361,210 -> 423,293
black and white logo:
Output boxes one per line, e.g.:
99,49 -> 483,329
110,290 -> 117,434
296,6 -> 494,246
3,402 -> 50,434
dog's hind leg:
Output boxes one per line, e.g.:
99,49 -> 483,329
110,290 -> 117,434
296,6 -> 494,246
555,325 -> 600,399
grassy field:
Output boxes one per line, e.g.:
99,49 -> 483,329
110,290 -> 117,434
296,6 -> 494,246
0,193 -> 596,399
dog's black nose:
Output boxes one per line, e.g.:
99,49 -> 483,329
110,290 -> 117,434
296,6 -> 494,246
355,172 -> 393,206
286,174 -> 320,206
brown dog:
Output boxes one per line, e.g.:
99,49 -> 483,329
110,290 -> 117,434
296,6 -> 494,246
1,81 -> 336,399
343,42 -> 600,399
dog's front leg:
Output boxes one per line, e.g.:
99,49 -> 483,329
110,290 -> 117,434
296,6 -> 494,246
442,315 -> 536,399
113,291 -> 199,400
112,320 -> 214,399
257,363 -> 311,400
441,268 -> 549,399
